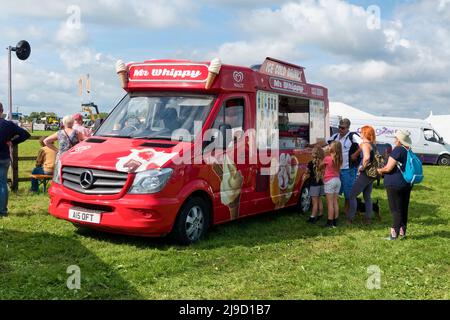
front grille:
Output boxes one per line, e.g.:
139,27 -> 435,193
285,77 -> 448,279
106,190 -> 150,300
62,166 -> 128,195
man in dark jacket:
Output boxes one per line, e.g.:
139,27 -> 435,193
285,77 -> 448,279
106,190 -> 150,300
0,102 -> 31,217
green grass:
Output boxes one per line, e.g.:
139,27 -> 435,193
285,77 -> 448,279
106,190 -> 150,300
1,138 -> 449,299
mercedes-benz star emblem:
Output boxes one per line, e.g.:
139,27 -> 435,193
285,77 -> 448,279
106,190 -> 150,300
80,170 -> 95,189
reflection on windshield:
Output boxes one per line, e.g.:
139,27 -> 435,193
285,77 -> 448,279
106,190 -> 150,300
96,94 -> 215,141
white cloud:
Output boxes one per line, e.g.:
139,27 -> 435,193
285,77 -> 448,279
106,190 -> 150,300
0,0 -> 199,29
55,23 -> 88,46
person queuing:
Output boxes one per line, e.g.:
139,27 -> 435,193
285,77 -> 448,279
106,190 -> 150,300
327,118 -> 362,216
377,130 -> 414,240
322,141 -> 343,228
303,146 -> 325,223
0,102 -> 31,217
30,136 -> 56,193
347,126 -> 377,225
44,115 -> 85,157
72,113 -> 92,137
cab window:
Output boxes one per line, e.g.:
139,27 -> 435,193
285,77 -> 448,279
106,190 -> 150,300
424,129 -> 440,143
212,98 -> 245,130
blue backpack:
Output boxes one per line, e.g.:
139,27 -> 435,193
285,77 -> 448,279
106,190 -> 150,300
398,147 -> 424,185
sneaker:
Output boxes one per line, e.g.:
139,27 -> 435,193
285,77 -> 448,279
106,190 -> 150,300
384,235 -> 397,241
307,217 -> 317,224
324,220 -> 335,228
362,217 -> 372,225
333,218 -> 339,227
399,235 -> 407,240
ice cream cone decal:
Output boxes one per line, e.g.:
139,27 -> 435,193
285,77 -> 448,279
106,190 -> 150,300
115,60 -> 128,89
205,58 -> 221,89
217,155 -> 243,220
270,153 -> 299,209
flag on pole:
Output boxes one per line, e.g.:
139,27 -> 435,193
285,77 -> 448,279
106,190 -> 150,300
86,74 -> 91,94
78,77 -> 83,96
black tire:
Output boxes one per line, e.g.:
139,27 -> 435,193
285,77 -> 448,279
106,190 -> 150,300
297,183 -> 311,214
171,196 -> 210,245
438,155 -> 450,166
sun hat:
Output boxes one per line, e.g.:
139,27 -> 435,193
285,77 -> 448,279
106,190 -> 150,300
395,130 -> 412,147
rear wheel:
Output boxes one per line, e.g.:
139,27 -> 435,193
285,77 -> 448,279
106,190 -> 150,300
172,197 -> 210,245
438,155 -> 450,166
298,183 -> 311,214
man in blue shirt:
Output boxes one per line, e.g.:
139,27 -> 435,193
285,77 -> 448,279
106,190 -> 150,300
0,102 -> 30,217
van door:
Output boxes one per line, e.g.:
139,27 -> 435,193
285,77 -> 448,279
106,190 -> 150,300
206,95 -> 255,220
417,128 -> 444,164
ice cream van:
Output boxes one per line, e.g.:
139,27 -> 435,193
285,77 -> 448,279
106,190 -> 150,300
48,57 -> 329,244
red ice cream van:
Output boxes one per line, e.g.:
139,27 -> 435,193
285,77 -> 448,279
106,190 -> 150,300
48,57 -> 329,244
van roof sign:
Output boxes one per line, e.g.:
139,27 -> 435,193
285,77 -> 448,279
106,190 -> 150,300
128,63 -> 209,83
259,57 -> 306,83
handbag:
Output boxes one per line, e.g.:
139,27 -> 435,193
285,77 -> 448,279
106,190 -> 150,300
364,145 -> 385,179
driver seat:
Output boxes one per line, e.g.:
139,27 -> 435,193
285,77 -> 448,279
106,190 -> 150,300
162,108 -> 181,131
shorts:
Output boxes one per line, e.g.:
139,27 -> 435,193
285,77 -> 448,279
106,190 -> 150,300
340,168 -> 357,199
324,178 -> 341,194
309,185 -> 325,197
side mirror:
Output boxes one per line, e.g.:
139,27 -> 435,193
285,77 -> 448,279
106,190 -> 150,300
439,137 -> 444,144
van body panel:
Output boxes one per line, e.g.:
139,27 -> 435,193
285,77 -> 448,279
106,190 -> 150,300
330,115 -> 450,165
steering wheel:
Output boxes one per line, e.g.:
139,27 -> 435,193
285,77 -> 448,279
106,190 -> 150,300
124,115 -> 141,131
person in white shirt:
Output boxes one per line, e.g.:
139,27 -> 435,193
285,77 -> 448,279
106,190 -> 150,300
327,118 -> 362,215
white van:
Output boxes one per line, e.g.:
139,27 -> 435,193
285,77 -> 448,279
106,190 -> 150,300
330,115 -> 450,166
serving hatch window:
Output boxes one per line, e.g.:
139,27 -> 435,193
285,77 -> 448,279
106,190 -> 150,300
96,93 -> 215,141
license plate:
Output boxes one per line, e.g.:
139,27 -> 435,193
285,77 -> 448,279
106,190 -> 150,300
69,208 -> 102,224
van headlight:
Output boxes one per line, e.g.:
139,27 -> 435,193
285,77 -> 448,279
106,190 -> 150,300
128,168 -> 173,194
53,157 -> 62,184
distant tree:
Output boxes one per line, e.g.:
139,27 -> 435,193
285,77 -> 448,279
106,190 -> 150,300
99,112 -> 109,119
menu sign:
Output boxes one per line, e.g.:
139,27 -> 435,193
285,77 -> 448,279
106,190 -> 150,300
260,58 -> 306,83
129,63 -> 209,82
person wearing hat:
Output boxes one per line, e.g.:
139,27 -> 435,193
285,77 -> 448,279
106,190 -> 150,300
377,130 -> 413,240
72,113 -> 92,137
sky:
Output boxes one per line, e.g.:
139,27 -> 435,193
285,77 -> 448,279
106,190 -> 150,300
0,0 -> 450,118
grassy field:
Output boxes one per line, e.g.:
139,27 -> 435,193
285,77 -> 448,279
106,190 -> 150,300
1,133 -> 449,299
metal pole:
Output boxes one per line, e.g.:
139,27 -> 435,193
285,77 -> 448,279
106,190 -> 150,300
7,46 -> 12,120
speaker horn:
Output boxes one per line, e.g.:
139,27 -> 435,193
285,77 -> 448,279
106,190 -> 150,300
15,40 -> 31,61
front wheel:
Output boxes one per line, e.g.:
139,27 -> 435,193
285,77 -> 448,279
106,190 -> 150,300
438,155 -> 450,166
171,197 -> 210,245
297,184 -> 311,214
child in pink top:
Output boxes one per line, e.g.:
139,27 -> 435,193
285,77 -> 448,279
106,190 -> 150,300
322,141 -> 343,228
323,155 -> 340,182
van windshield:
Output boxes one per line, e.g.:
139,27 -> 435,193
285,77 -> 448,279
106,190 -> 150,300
96,93 -> 215,141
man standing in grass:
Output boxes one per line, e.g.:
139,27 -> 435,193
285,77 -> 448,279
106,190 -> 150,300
0,102 -> 30,217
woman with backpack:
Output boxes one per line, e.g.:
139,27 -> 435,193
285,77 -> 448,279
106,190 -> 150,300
377,130 -> 414,240
347,126 -> 377,225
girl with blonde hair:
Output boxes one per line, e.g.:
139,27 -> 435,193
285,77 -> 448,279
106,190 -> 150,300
303,146 -> 325,223
322,141 -> 343,227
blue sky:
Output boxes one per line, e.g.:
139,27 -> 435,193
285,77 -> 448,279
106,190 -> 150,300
0,0 -> 449,119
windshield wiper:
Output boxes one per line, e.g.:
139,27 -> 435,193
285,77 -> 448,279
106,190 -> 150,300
134,136 -> 175,141
100,134 -> 133,138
